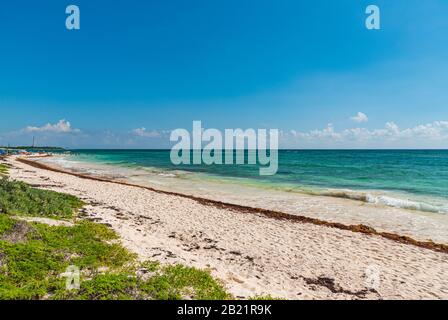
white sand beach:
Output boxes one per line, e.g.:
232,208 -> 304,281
6,156 -> 448,300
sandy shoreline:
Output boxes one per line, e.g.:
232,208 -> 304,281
29,154 -> 448,245
16,157 -> 448,254
5,156 -> 448,299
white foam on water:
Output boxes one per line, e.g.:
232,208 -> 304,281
365,194 -> 446,214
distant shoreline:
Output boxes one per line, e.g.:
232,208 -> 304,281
0,146 -> 65,150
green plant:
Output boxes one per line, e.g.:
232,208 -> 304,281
0,179 -> 230,300
0,178 -> 84,219
0,164 -> 8,176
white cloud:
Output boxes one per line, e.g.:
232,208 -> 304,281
132,127 -> 161,138
24,120 -> 80,133
290,123 -> 342,140
287,121 -> 448,147
350,112 -> 368,123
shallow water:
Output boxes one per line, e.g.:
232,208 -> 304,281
64,150 -> 448,213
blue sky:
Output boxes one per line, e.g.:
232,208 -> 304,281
0,0 -> 447,148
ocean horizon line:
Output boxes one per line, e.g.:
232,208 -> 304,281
65,148 -> 448,151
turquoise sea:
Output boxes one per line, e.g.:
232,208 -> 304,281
62,149 -> 448,214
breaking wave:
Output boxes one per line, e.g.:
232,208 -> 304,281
313,189 -> 447,214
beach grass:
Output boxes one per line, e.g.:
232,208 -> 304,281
0,216 -> 135,299
0,179 -> 230,300
56,263 -> 229,300
142,264 -> 230,300
0,178 -> 84,219
0,215 -> 229,300
0,164 -> 8,176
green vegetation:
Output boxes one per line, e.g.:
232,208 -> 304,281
0,217 -> 134,299
57,263 -> 229,300
0,178 -> 84,219
0,176 -> 231,300
0,164 -> 8,176
0,214 -> 15,234
0,215 -> 229,300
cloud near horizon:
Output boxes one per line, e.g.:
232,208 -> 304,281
2,119 -> 448,149
23,119 -> 81,134
286,120 -> 448,148
131,127 -> 162,138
